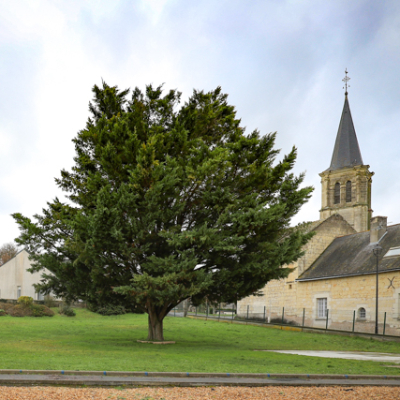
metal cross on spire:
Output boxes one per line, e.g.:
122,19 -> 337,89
342,69 -> 350,94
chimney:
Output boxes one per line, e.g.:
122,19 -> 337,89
370,216 -> 387,243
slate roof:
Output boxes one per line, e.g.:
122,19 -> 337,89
328,95 -> 364,171
297,224 -> 400,281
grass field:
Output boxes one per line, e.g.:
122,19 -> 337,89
1,308 -> 400,375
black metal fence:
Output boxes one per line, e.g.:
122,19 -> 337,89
168,303 -> 400,338
169,303 -> 236,320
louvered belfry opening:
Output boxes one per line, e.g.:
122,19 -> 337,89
346,181 -> 352,202
334,182 -> 340,204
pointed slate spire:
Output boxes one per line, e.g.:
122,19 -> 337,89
329,93 -> 363,170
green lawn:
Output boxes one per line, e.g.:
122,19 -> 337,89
0,309 -> 399,375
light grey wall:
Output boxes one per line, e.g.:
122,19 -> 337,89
0,249 -> 49,300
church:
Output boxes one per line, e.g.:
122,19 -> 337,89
237,80 -> 400,336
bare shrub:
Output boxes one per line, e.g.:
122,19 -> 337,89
0,243 -> 18,265
7,303 -> 54,317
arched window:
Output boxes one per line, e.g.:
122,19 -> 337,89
334,182 -> 340,204
346,181 -> 352,202
358,307 -> 366,319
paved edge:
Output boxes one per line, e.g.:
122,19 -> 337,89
0,370 -> 400,379
0,375 -> 400,387
0,370 -> 400,387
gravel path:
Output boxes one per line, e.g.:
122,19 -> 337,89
0,386 -> 399,399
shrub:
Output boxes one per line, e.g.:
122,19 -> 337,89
9,305 -> 27,317
44,295 -> 58,308
59,305 -> 76,317
17,296 -> 33,306
1,303 -> 13,313
0,309 -> 6,316
270,317 -> 299,326
8,303 -> 54,317
31,304 -> 55,317
96,305 -> 126,316
86,302 -> 98,313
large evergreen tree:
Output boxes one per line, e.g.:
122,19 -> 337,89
13,82 -> 313,341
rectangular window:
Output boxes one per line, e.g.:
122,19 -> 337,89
17,286 -> 21,299
398,294 -> 400,318
317,298 -> 327,318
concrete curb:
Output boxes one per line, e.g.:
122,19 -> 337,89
0,370 -> 400,387
0,370 -> 399,380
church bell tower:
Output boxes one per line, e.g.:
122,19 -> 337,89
319,71 -> 373,232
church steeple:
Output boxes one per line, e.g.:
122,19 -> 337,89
329,94 -> 363,170
319,71 -> 373,232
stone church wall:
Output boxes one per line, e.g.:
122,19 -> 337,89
296,271 -> 400,336
237,214 -> 356,319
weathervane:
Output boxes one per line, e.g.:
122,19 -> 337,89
342,69 -> 350,94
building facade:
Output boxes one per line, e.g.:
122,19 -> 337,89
238,90 -> 400,336
0,249 -> 46,301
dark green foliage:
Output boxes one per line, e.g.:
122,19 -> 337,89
13,81 -> 313,339
0,309 -> 6,316
58,305 -> 76,317
270,317 -> 299,326
30,304 -> 55,317
96,305 -> 126,316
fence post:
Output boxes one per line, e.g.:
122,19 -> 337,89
282,307 -> 285,324
263,306 -> 266,323
352,310 -> 355,332
218,303 -> 221,321
302,308 -> 305,328
383,312 -> 387,336
325,309 -> 329,330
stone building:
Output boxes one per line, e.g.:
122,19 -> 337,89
238,90 -> 400,335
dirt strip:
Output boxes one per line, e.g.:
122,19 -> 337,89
0,386 -> 399,399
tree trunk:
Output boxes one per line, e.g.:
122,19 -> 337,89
183,298 -> 189,318
147,311 -> 165,341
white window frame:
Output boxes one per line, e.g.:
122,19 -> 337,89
358,307 -> 366,320
17,286 -> 21,299
317,298 -> 327,319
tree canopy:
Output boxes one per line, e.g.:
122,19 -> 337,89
13,82 -> 313,340
0,242 -> 18,265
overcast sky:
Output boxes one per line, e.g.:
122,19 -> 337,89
1,0 -> 399,246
